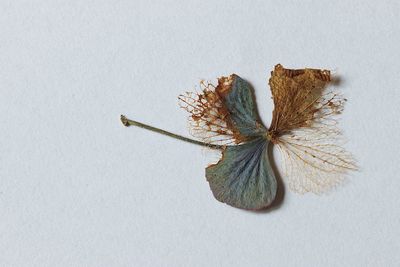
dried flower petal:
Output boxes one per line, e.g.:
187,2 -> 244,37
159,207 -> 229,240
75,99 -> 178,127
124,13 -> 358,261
180,75 -> 277,209
206,137 -> 276,210
179,75 -> 265,145
268,64 -> 357,193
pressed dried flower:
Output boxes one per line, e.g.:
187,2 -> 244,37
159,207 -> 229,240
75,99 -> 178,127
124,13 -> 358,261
121,64 -> 357,210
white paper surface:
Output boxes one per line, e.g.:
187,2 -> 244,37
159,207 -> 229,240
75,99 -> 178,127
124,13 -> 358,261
1,1 -> 399,266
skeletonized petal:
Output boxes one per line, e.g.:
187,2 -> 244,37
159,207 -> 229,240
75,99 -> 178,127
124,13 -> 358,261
268,64 -> 357,194
179,75 -> 266,145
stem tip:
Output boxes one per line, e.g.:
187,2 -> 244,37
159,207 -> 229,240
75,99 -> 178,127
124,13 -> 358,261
120,115 -> 129,126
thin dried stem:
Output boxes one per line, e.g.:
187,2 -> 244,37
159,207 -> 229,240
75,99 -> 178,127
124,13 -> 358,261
120,115 -> 224,150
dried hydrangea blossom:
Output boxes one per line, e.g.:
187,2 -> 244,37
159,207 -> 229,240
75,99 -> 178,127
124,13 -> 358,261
121,64 -> 357,210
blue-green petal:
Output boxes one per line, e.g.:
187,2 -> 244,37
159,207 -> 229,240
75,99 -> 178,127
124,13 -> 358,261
206,138 -> 277,210
222,75 -> 266,138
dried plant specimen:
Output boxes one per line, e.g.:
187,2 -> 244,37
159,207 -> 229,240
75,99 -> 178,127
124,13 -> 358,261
121,64 -> 357,210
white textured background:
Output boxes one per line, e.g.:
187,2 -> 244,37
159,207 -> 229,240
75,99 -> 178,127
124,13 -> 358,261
1,1 -> 399,266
